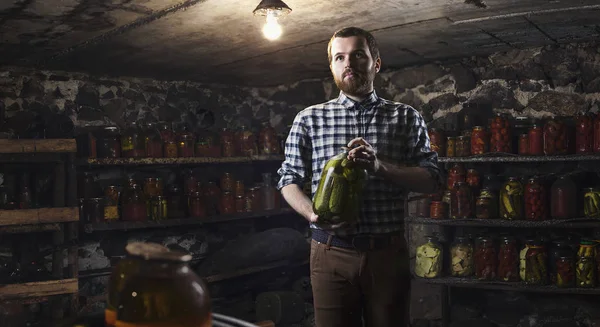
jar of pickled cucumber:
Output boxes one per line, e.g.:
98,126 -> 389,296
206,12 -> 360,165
500,177 -> 524,220
576,240 -> 596,288
583,187 -> 600,218
415,236 -> 443,278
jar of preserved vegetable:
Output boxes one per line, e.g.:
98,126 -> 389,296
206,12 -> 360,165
551,175 -> 577,220
543,117 -> 569,155
518,134 -> 529,155
500,177 -> 524,220
166,185 -> 185,219
220,128 -> 236,157
143,122 -> 163,158
148,196 -> 167,221
450,236 -> 473,277
220,172 -> 234,193
594,114 -> 600,153
258,121 -> 281,155
143,177 -> 163,198
312,147 -> 368,228
451,182 -> 473,219
528,123 -> 544,155
430,201 -> 447,219
236,125 -> 258,156
178,133 -> 195,157
550,239 -> 573,284
576,114 -> 593,154
497,236 -> 519,281
455,136 -> 470,157
416,194 -> 433,218
576,240 -> 596,288
583,187 -> 600,218
490,113 -> 512,153
556,256 -> 575,288
121,122 -> 146,158
524,177 -> 547,221
480,188 -> 498,219
121,183 -> 147,221
156,122 -> 175,142
164,140 -> 178,158
189,191 -> 206,218
520,239 -> 548,284
235,195 -> 245,213
115,243 -> 212,327
447,163 -> 465,190
415,236 -> 443,278
474,236 -> 497,280
202,182 -> 221,216
97,126 -> 121,159
234,180 -> 245,198
220,191 -> 235,215
82,197 -> 105,223
475,195 -> 491,219
595,242 -> 600,285
104,186 -> 120,221
428,128 -> 444,156
446,136 -> 456,157
470,126 -> 488,155
466,169 -> 480,194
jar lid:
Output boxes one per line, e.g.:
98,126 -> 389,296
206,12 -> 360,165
472,126 -> 484,130
446,136 -> 456,140
583,187 -> 598,192
580,239 -> 595,246
520,133 -> 528,137
126,242 -> 192,262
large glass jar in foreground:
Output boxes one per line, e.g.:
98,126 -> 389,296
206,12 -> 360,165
115,243 -> 212,327
415,236 -> 443,278
499,177 -> 524,220
312,148 -> 367,227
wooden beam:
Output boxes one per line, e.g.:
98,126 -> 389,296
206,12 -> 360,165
0,278 -> 78,300
0,207 -> 79,227
0,139 -> 76,153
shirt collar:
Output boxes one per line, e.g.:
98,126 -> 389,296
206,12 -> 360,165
336,91 -> 380,110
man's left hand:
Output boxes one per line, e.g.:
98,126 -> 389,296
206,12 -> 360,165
347,137 -> 380,173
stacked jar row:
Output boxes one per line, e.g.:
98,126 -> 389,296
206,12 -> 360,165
82,121 -> 282,159
428,113 -> 600,157
415,235 -> 600,288
79,172 -> 282,223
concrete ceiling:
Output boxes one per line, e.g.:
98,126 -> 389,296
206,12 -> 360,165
1,0 -> 600,87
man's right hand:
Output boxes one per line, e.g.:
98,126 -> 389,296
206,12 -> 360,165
311,212 -> 350,231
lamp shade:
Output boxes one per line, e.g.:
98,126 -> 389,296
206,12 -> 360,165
252,0 -> 292,16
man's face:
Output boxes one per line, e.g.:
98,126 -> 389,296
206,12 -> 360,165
329,36 -> 380,97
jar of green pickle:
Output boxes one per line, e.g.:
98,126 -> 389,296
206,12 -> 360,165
583,187 -> 600,218
446,137 -> 456,157
500,177 -> 524,220
415,236 -> 443,278
450,236 -> 473,277
478,188 -> 498,219
455,136 -> 471,157
576,240 -> 596,288
520,239 -> 548,285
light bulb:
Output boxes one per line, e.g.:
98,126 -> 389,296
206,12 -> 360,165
262,11 -> 282,41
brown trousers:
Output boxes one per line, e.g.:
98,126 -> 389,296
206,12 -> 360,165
310,237 -> 411,327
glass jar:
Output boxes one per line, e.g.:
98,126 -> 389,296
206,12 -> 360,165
104,186 -> 120,221
490,113 -> 512,153
576,114 -> 593,154
556,256 -> 575,288
258,122 -> 281,155
528,123 -> 544,155
178,133 -> 195,158
520,240 -> 548,285
312,148 -> 368,227
164,140 -> 178,158
470,126 -> 488,155
237,125 -> 258,156
550,175 -> 577,219
143,177 -> 164,198
121,183 -> 147,221
543,118 -> 569,155
445,136 -> 456,157
447,163 -> 465,190
148,196 -> 168,221
576,241 -> 596,288
524,177 -> 548,221
497,236 -> 519,281
595,242 -> 600,285
455,136 -> 470,157
220,173 -> 234,193
594,114 -> 600,153
500,177 -> 524,220
82,197 -> 105,223
428,128 -> 445,156
518,134 -> 529,155
451,182 -> 473,219
417,194 -> 433,218
480,188 -> 498,219
97,126 -> 121,159
234,180 -> 245,198
121,122 -> 146,158
474,236 -> 497,280
143,122 -> 163,158
202,182 -> 221,216
189,191 -> 206,218
583,187 -> 600,218
450,237 -> 473,277
466,169 -> 480,194
220,128 -> 236,157
430,201 -> 447,219
475,195 -> 492,219
166,185 -> 186,219
115,244 -> 212,327
261,172 -> 280,211
220,191 -> 235,215
550,239 -> 574,284
235,195 -> 245,213
415,236 -> 443,278
156,122 -> 175,142
195,137 -> 210,157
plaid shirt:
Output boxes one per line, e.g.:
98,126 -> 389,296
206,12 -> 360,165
277,91 -> 442,236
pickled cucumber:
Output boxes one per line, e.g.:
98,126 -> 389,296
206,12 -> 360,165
329,177 -> 348,215
313,167 -> 335,215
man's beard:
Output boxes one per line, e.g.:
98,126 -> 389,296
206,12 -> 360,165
333,67 -> 376,97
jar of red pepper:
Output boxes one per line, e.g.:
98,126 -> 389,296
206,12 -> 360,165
518,134 -> 529,155
593,114 -> 600,153
237,125 -> 258,156
470,126 -> 488,155
220,191 -> 235,215
490,113 -> 512,153
447,163 -> 465,190
528,123 -> 544,155
121,183 -> 147,221
455,136 -> 470,157
543,117 -> 569,155
524,177 -> 548,221
497,236 -> 519,281
474,236 -> 497,280
189,191 -> 206,218
575,114 -> 594,154
428,128 -> 445,156
451,182 -> 473,219
258,122 -> 281,155
466,169 -> 480,194
430,201 -> 447,219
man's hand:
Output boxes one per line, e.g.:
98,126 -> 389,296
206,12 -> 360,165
347,137 -> 380,173
310,212 -> 350,230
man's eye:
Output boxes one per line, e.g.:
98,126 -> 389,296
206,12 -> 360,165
336,56 -> 343,61
355,52 -> 363,58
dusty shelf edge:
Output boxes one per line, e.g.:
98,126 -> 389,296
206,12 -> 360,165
0,207 -> 79,228
77,155 -> 285,166
438,153 -> 600,163
0,278 -> 79,300
405,217 -> 600,228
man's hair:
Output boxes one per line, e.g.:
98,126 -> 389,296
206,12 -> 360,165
327,27 -> 380,64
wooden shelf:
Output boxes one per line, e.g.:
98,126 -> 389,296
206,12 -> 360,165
204,259 -> 309,283
415,276 -> 600,295
0,207 -> 79,228
438,153 -> 600,163
0,278 -> 78,300
83,208 -> 296,233
405,216 -> 600,228
0,139 -> 76,154
77,154 -> 285,166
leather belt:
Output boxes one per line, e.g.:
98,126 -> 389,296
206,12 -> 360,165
311,228 -> 402,251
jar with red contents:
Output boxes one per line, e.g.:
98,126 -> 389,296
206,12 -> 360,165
446,137 -> 456,157
121,183 -> 147,221
594,114 -> 600,153
157,122 -> 175,142
575,114 -> 594,154
97,126 -> 121,158
143,177 -> 164,198
164,140 -> 178,158
202,182 -> 221,216
189,191 -> 206,218
543,117 -> 569,155
528,123 -> 543,155
430,201 -> 447,219
524,177 -> 548,221
220,173 -> 234,193
451,182 -> 473,219
144,123 -> 163,158
490,113 -> 512,153
428,128 -> 445,156
220,191 -> 235,215
447,164 -> 466,190
470,126 -> 488,155
551,175 -> 577,219
237,125 -> 258,156
234,180 -> 245,198
246,187 -> 263,212
177,133 -> 195,158
518,134 -> 529,155
497,236 -> 519,281
474,236 -> 497,280
121,122 -> 146,158
466,169 -> 480,194
183,172 -> 198,196
258,122 -> 281,155
220,128 -> 236,157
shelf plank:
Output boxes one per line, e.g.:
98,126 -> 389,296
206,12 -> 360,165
78,154 -> 285,166
405,217 -> 600,228
0,139 -> 76,154
204,259 -> 309,283
83,208 -> 296,233
0,207 -> 79,227
438,153 -> 600,163
415,276 -> 600,295
0,278 -> 78,300
0,223 -> 61,234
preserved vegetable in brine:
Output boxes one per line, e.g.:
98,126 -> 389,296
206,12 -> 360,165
576,241 -> 596,288
520,240 -> 547,285
312,148 -> 367,227
450,237 -> 473,277
583,188 -> 600,218
470,126 -> 488,155
474,237 -> 497,280
500,177 -> 524,220
455,136 -> 470,157
428,128 -> 444,155
524,177 -> 547,221
576,114 -> 593,154
415,236 -> 443,278
490,114 -> 511,153
556,256 -> 575,288
518,134 -> 529,155
447,163 -> 465,190
446,137 -> 456,157
528,123 -> 543,155
497,236 -> 519,281
450,182 -> 473,219
550,176 -> 577,219
543,118 -> 568,155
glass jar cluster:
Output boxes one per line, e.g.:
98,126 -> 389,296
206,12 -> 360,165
415,235 -> 600,288
78,121 -> 282,159
78,171 -> 282,223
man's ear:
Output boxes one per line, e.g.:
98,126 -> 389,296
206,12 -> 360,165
375,57 -> 381,73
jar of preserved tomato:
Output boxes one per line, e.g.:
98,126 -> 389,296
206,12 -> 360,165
455,136 -> 470,157
497,236 -> 519,281
470,126 -> 488,155
178,133 -> 195,157
163,140 -> 178,158
121,183 -> 147,221
220,128 -> 236,157
220,173 -> 234,193
594,114 -> 600,153
583,187 -> 600,218
474,236 -> 497,280
156,122 -> 175,142
258,122 -> 281,155
97,126 -> 121,159
524,177 -> 547,221
576,114 -> 594,154
490,113 -> 512,153
466,169 -> 480,194
234,180 -> 245,197
428,128 -> 445,156
430,201 -> 447,219
121,122 -> 146,158
549,239 -> 573,284
543,117 -> 569,155
475,195 -> 491,219
446,137 -> 456,157
416,194 -> 432,218
450,237 -> 473,277
220,191 -> 235,215
143,177 -> 164,198
518,134 -> 529,155
551,175 -> 577,219
451,182 -> 473,219
556,256 -> 575,288
237,125 -> 258,156
520,239 -> 548,284
189,191 -> 206,218
500,177 -> 524,220
447,163 -> 465,190
143,122 -> 163,158
528,123 -> 544,155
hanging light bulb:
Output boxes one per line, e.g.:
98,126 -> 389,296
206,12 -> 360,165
253,0 -> 292,41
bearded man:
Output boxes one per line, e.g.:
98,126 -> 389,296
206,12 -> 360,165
277,26 -> 442,327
